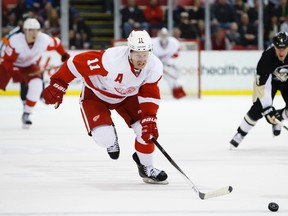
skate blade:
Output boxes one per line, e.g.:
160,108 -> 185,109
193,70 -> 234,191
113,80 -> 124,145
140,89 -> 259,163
22,124 -> 31,129
142,178 -> 169,185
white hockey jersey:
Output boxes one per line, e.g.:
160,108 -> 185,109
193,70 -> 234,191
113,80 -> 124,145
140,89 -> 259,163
152,36 -> 180,65
3,32 -> 64,67
52,46 -> 163,114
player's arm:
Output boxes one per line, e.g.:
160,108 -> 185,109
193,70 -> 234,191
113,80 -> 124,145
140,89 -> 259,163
47,36 -> 70,62
0,43 -> 23,86
252,51 -> 273,108
253,51 -> 280,124
42,59 -> 76,108
138,79 -> 162,142
42,51 -> 106,108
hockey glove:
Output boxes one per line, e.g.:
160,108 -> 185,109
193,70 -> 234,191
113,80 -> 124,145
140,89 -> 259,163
61,52 -> 70,62
141,116 -> 159,142
42,79 -> 68,109
262,106 -> 282,125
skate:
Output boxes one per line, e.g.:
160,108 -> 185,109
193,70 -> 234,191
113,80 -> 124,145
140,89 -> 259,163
172,86 -> 186,99
272,123 -> 281,136
230,132 -> 244,150
22,112 -> 32,129
106,141 -> 120,160
132,152 -> 168,184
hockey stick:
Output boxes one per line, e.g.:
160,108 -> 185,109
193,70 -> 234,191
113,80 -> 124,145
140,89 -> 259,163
151,138 -> 233,200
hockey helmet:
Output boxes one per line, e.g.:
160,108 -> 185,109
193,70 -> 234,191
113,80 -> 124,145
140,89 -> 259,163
127,30 -> 152,52
158,27 -> 169,37
23,18 -> 41,30
272,32 -> 288,48
158,27 -> 169,44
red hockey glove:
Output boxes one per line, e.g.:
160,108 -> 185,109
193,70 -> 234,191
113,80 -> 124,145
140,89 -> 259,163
61,52 -> 70,62
42,79 -> 68,109
262,106 -> 282,125
141,116 -> 159,142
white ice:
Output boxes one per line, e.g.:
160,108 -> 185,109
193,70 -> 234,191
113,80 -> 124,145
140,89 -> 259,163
0,95 -> 287,216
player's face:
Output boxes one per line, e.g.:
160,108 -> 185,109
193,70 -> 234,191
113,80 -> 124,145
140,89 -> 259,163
275,47 -> 288,62
130,51 -> 150,70
25,29 -> 39,43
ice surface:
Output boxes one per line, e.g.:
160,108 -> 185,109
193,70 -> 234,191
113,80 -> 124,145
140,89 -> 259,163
0,95 -> 287,216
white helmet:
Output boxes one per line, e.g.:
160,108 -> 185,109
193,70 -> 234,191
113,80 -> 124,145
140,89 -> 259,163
159,27 -> 168,37
23,18 -> 41,30
127,30 -> 152,51
158,27 -> 169,43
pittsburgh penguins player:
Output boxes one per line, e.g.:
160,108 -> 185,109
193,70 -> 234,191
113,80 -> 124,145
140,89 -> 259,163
230,32 -> 288,149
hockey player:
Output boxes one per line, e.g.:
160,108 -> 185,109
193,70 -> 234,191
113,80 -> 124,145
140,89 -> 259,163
0,18 -> 70,128
42,30 -> 168,184
230,32 -> 288,149
152,27 -> 186,99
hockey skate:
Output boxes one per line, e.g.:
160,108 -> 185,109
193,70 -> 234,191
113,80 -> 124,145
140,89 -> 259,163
230,132 -> 244,149
272,123 -> 281,136
22,112 -> 32,129
106,141 -> 120,160
172,86 -> 186,99
132,152 -> 168,184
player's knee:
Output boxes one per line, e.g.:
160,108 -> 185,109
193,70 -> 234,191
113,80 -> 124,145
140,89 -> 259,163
28,78 -> 42,88
91,125 -> 117,148
131,121 -> 145,143
248,100 -> 263,120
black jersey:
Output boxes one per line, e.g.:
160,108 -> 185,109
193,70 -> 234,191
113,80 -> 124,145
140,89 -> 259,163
254,45 -> 288,109
257,46 -> 288,85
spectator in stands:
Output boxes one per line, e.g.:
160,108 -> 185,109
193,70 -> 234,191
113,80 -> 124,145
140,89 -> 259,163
233,0 -> 248,22
38,1 -> 54,25
69,8 -> 91,50
280,14 -> 288,32
226,22 -> 241,47
69,29 -> 78,50
211,27 -> 232,50
211,0 -> 238,31
9,0 -> 29,24
264,14 -> 280,48
238,12 -> 257,47
164,0 -> 186,27
188,0 -> 204,28
44,8 -> 60,37
120,0 -> 149,38
276,0 -> 288,24
176,12 -> 199,39
2,12 -> 18,36
144,0 -> 165,36
247,0 -> 259,26
196,19 -> 205,49
172,26 -> 182,39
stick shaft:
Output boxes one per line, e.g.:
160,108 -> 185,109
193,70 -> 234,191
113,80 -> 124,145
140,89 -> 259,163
275,119 -> 288,131
151,138 -> 200,194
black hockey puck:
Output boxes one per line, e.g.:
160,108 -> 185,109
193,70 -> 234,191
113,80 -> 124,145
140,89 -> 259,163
268,202 -> 279,212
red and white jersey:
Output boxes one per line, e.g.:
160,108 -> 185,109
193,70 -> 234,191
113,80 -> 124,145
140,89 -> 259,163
3,32 -> 65,67
152,36 -> 180,65
52,46 -> 163,114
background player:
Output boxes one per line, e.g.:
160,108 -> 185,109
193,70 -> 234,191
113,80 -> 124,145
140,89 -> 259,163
42,30 -> 168,184
0,18 -> 70,128
152,27 -> 186,99
230,32 -> 288,149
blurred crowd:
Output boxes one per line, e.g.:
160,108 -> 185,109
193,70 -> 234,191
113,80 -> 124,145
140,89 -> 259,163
120,0 -> 288,50
2,0 -> 288,50
1,0 -> 91,50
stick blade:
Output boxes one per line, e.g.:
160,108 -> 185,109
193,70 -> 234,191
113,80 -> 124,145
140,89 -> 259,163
199,186 -> 233,200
